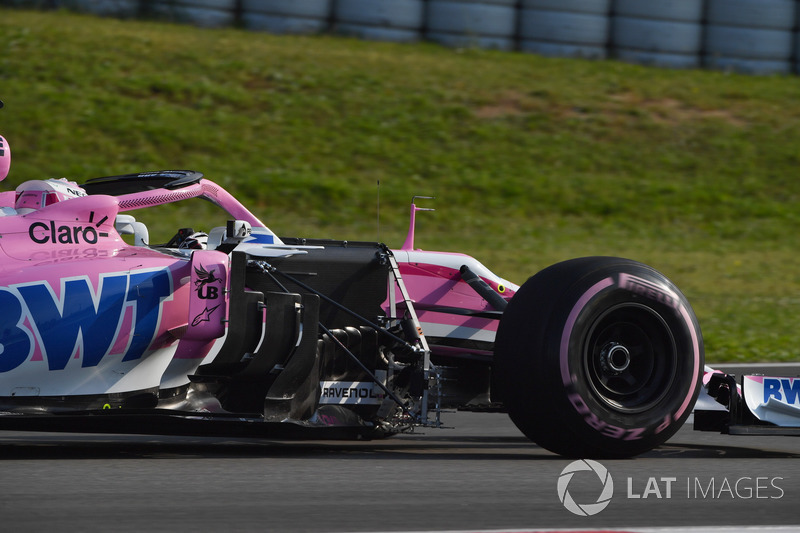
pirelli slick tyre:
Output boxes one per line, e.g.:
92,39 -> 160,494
493,257 -> 703,458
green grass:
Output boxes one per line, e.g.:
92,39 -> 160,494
1,8 -> 799,363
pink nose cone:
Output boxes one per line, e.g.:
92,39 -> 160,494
0,135 -> 9,182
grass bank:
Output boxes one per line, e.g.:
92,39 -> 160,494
1,8 -> 799,362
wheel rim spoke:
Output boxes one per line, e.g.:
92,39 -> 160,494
584,303 -> 677,413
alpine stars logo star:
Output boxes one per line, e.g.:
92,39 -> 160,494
192,304 -> 221,326
557,459 -> 614,516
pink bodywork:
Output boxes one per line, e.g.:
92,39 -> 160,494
391,250 -> 517,357
395,197 -> 518,357
0,176 -> 515,396
0,135 -> 9,182
0,179 -> 256,395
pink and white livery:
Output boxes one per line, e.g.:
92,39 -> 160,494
6,108 -> 756,457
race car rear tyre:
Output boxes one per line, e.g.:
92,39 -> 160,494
493,257 -> 703,458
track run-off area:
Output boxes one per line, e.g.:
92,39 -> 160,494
0,364 -> 798,532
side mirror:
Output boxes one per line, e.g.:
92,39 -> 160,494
115,214 -> 149,247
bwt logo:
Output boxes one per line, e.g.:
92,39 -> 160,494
0,268 -> 171,373
763,378 -> 800,404
557,460 -> 614,516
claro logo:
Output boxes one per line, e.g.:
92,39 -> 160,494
29,221 -> 109,245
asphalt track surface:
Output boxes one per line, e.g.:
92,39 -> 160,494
1,364 -> 798,533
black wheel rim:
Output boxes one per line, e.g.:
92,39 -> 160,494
583,303 -> 677,413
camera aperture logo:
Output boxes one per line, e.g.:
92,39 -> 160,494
557,459 -> 614,516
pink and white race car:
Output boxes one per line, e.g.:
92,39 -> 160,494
0,107 -> 714,457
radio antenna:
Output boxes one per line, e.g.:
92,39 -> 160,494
376,180 -> 380,242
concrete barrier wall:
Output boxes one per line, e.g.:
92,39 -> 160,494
4,0 -> 800,75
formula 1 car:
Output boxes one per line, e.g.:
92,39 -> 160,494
0,106 -> 706,458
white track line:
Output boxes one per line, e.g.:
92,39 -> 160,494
351,526 -> 800,533
713,363 -> 800,369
